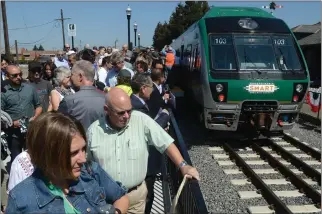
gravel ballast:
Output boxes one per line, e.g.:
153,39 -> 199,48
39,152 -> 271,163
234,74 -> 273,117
174,98 -> 320,213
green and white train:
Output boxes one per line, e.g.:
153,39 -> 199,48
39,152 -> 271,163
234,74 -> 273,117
170,7 -> 310,132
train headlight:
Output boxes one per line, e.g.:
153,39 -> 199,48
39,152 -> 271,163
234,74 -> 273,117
295,84 -> 303,93
216,84 -> 223,92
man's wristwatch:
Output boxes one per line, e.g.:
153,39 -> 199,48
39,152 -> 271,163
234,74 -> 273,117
178,160 -> 188,169
115,208 -> 121,214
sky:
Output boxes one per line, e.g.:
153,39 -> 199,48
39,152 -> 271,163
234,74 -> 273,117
1,1 -> 321,51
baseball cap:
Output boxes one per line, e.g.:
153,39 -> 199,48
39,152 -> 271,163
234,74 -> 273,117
118,69 -> 131,78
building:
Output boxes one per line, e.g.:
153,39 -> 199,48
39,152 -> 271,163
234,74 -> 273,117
292,22 -> 321,87
1,48 -> 57,62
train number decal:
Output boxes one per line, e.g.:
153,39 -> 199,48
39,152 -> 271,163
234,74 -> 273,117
273,39 -> 286,46
244,83 -> 279,93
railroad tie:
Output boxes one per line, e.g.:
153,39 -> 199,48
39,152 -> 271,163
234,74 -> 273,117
248,205 -> 321,214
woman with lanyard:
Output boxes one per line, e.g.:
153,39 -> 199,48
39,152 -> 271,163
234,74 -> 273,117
6,112 -> 129,214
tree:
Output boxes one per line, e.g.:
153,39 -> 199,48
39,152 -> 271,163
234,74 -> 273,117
38,44 -> 44,51
167,3 -> 186,41
152,22 -> 171,50
33,45 -> 38,51
152,1 -> 210,48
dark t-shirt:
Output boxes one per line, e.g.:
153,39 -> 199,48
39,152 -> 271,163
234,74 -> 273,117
28,79 -> 53,112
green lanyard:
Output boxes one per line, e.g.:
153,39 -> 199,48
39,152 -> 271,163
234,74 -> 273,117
46,182 -> 81,214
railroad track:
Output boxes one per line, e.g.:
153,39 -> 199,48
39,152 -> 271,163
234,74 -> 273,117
209,132 -> 321,214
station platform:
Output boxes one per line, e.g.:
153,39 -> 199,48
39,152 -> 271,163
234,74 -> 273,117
150,174 -> 165,214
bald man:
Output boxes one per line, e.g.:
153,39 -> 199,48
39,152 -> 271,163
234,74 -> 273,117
54,50 -> 69,68
1,65 -> 42,166
87,88 -> 200,214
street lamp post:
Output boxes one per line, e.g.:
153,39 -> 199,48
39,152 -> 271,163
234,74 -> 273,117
134,22 -> 138,47
126,5 -> 131,49
138,33 -> 141,48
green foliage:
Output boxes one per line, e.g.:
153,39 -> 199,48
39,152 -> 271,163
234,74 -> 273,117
33,45 -> 38,51
152,1 -> 210,50
38,44 -> 44,51
152,22 -> 171,51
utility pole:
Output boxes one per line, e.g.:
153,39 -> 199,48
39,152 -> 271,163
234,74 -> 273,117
79,40 -> 82,50
15,40 -> 19,62
115,39 -> 118,49
1,1 -> 11,60
55,9 -> 71,50
71,36 -> 74,49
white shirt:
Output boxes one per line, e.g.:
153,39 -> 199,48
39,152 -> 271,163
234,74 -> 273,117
66,50 -> 75,56
53,88 -> 75,101
97,67 -> 108,86
54,57 -> 69,68
153,82 -> 163,94
8,151 -> 34,192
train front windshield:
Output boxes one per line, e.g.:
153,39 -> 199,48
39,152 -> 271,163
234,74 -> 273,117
210,34 -> 303,71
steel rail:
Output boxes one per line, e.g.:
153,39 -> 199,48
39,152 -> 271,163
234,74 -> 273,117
252,142 -> 321,205
283,133 -> 321,161
267,139 -> 321,186
223,143 -> 293,214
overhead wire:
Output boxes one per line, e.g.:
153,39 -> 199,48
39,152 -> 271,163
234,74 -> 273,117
17,23 -> 57,45
6,20 -> 57,31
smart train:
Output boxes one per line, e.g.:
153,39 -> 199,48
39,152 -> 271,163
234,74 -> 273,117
170,7 -> 310,132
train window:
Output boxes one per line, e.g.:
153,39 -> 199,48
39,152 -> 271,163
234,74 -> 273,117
183,45 -> 192,66
192,45 -> 201,71
272,35 -> 303,71
175,49 -> 181,57
209,34 -> 237,70
234,35 -> 278,70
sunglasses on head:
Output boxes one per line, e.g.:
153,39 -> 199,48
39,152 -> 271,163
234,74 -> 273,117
10,73 -> 22,78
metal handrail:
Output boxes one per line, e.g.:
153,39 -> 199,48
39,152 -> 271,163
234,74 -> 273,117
161,108 -> 208,214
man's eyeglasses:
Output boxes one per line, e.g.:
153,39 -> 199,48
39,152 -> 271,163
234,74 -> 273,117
109,106 -> 132,116
9,73 -> 22,78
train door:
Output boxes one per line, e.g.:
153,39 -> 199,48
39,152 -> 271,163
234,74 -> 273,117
191,44 -> 202,101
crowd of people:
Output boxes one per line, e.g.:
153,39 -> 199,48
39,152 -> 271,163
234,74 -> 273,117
0,42 -> 198,214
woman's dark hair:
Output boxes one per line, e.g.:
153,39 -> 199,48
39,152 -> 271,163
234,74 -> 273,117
76,49 -> 96,64
152,59 -> 164,68
136,60 -> 149,72
42,61 -> 57,86
101,56 -> 110,66
26,111 -> 86,180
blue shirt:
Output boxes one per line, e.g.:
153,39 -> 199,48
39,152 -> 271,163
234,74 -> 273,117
1,83 -> 41,121
6,161 -> 127,214
106,66 -> 134,88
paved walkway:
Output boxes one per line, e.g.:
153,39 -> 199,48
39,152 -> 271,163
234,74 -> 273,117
301,103 -> 321,120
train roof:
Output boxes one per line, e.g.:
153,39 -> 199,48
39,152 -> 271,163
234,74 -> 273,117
170,6 -> 276,46
202,6 -> 275,19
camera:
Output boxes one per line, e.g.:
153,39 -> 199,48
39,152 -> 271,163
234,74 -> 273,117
96,204 -> 117,214
18,116 -> 29,134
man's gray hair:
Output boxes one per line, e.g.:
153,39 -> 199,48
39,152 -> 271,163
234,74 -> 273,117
54,66 -> 71,85
110,51 -> 124,65
131,73 -> 153,94
71,60 -> 95,82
